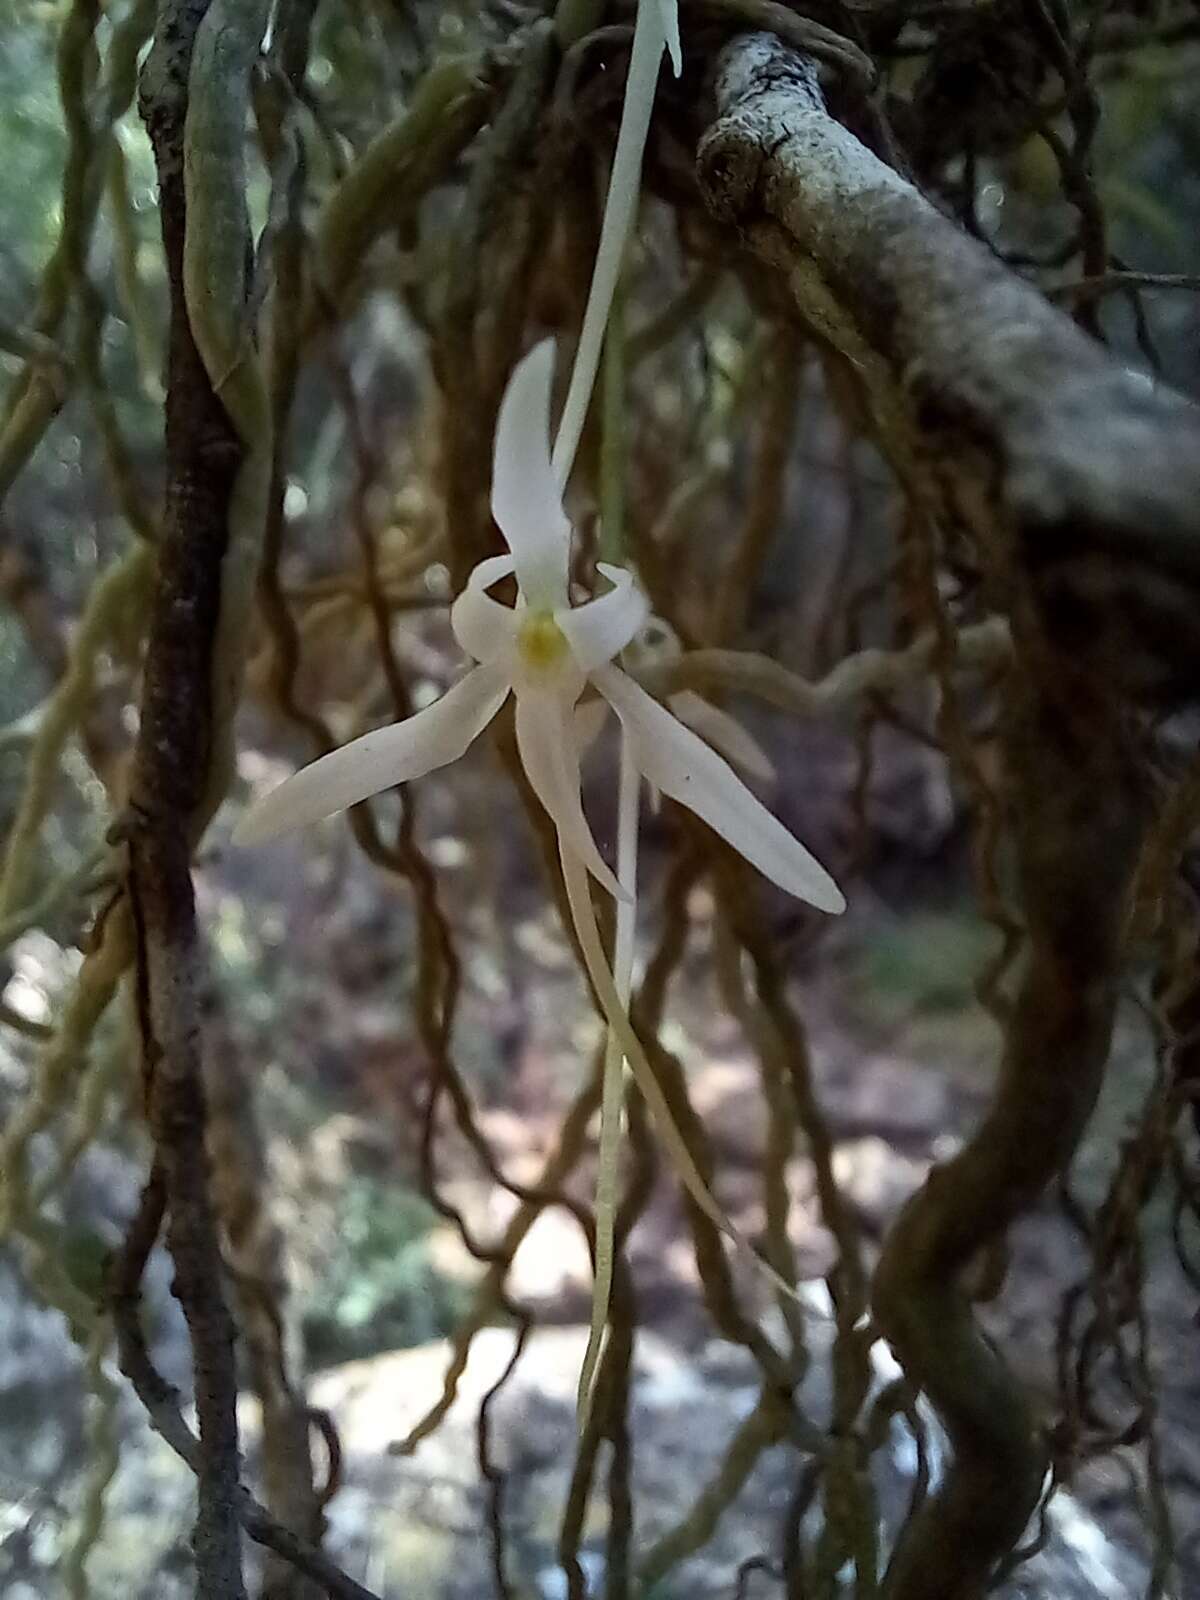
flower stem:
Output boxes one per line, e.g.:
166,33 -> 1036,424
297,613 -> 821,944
551,0 -> 663,491
577,728 -> 638,1426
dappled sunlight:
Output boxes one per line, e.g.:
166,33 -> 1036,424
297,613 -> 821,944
2,0 -> 1200,1595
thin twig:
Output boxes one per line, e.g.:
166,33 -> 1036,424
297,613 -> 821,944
107,1169 -> 385,1600
1048,271 -> 1200,301
641,617 -> 1012,716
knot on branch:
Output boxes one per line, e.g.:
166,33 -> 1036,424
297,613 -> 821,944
697,118 -> 766,223
697,36 -> 830,224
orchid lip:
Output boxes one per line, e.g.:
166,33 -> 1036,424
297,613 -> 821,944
516,610 -> 571,675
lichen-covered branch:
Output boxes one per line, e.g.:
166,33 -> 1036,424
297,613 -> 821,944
698,32 -> 1200,699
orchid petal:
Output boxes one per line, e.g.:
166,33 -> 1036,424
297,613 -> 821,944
574,697 -> 610,754
596,667 -> 845,913
515,690 -> 626,901
234,665 -> 510,846
492,340 -> 571,608
669,691 -> 775,784
654,0 -> 682,75
451,554 -> 520,667
550,0 -> 666,489
556,563 -> 648,673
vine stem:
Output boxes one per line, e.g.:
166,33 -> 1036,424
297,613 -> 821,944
560,838 -> 802,1305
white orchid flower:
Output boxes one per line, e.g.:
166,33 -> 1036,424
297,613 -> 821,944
231,333 -> 845,1434
234,338 -> 843,1404
234,340 -> 844,919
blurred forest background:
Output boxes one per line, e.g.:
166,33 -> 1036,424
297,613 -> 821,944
1,1 -> 1200,1597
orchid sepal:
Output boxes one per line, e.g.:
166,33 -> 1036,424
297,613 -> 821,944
232,665 -> 510,846
595,665 -> 845,913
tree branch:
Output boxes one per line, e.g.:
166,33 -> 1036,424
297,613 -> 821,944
639,616 -> 1011,715
697,32 -> 1200,701
130,1 -> 268,1592
872,657 -> 1147,1600
107,1170 -> 383,1600
696,32 -> 1164,1600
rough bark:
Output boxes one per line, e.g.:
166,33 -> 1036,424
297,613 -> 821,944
132,2 -> 248,1593
698,33 -> 1200,702
871,655 -> 1146,1600
202,993 -> 326,1600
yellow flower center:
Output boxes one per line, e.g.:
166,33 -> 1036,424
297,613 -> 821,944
517,610 -> 569,673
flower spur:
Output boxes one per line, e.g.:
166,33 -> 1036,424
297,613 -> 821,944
236,334 -> 844,1407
